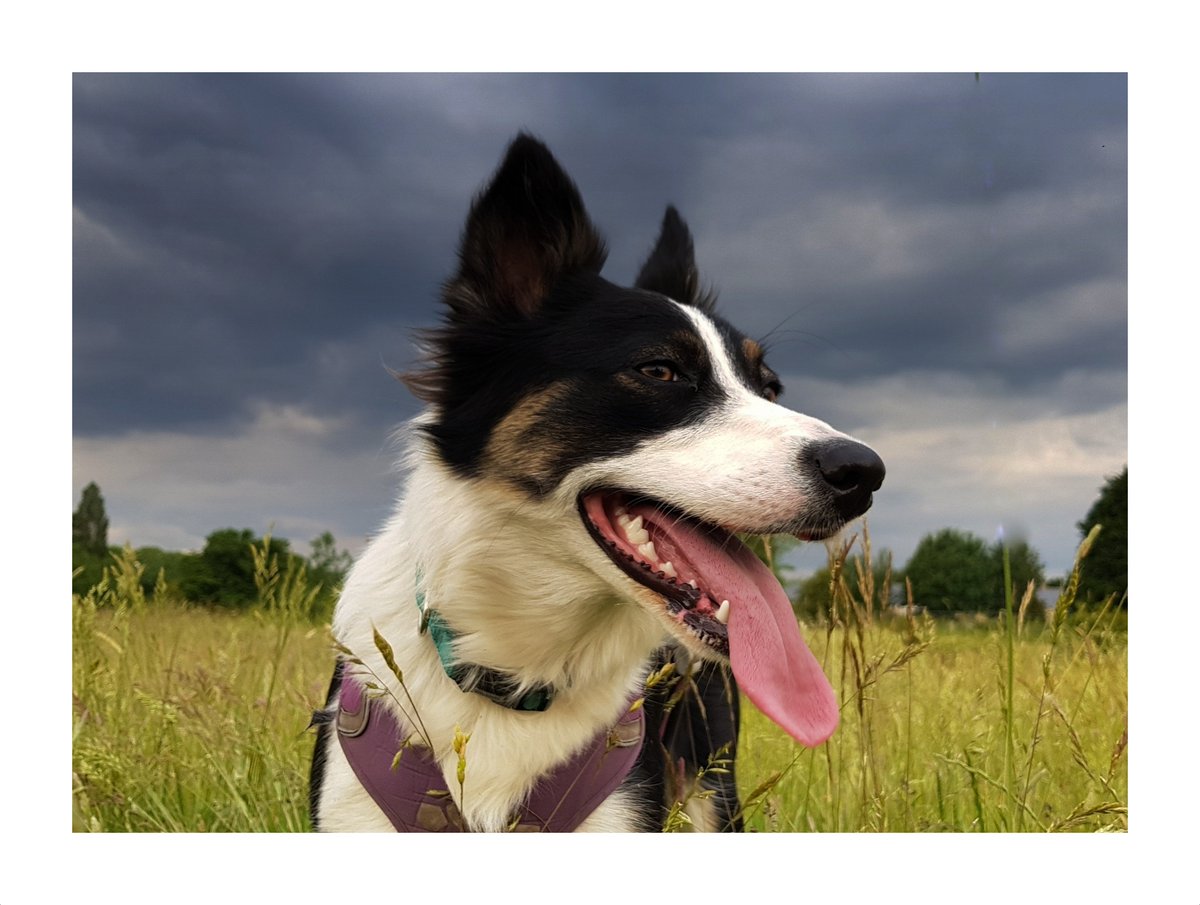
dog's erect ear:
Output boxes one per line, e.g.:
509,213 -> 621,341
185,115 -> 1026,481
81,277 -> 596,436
445,134 -> 607,320
634,206 -> 715,312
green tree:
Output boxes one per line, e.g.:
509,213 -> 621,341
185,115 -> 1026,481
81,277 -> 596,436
72,549 -> 109,598
1076,467 -> 1128,606
904,529 -> 996,614
905,528 -> 1048,616
991,536 -> 1047,621
796,565 -> 834,620
796,550 -> 895,621
73,482 -> 109,557
72,482 -> 114,595
992,537 -> 1045,603
133,547 -> 190,600
306,531 -> 354,619
308,531 -> 353,587
178,529 -> 294,608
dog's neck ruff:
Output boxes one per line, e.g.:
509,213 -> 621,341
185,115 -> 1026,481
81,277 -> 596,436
336,672 -> 644,832
416,567 -> 556,712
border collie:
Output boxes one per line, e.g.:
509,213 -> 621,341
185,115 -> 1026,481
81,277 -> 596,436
308,134 -> 884,832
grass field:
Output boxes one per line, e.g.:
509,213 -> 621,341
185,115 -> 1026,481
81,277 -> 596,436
71,534 -> 1126,833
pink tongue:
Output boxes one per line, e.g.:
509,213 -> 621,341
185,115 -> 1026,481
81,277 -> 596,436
661,521 -> 839,747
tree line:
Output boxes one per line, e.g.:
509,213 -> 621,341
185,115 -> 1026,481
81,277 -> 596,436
71,482 -> 352,616
792,466 -> 1126,619
72,465 -> 1126,619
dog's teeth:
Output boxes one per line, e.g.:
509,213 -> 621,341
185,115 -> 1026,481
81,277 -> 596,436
715,600 -> 730,625
661,561 -> 677,578
616,512 -> 631,528
623,516 -> 650,546
687,579 -> 698,589
638,541 -> 658,563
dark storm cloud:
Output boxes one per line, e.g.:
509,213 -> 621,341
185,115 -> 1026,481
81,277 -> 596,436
74,74 -> 463,435
73,73 -> 1126,441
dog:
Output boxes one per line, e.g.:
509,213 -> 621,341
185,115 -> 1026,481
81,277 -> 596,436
308,134 -> 884,832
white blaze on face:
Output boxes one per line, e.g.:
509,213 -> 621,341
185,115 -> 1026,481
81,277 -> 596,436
563,301 -> 852,533
678,301 -> 843,432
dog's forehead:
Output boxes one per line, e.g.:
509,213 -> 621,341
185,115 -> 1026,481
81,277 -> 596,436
548,285 -> 696,358
558,281 -> 763,378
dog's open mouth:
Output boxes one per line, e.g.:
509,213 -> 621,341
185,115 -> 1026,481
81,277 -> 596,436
581,491 -> 734,654
579,490 -> 840,747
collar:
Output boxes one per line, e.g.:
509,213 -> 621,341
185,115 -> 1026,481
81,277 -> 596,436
335,670 -> 644,832
416,567 -> 556,712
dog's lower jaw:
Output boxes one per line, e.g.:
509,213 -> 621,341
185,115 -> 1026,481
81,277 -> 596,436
323,457 -> 665,832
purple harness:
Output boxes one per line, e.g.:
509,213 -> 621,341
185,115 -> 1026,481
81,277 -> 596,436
337,674 -> 645,832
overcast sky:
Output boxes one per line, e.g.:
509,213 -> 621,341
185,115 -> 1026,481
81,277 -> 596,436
72,73 -> 1127,576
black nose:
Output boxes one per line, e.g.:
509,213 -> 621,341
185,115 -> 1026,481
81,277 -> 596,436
807,438 -> 886,519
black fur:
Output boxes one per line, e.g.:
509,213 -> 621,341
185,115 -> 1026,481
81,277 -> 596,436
447,133 -> 608,322
635,205 -> 716,312
640,647 -> 744,832
307,660 -> 344,831
403,136 -> 782,494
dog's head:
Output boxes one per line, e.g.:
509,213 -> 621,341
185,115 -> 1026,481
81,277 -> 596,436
405,134 -> 884,745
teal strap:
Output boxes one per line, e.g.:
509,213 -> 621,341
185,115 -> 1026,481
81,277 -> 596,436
414,566 -> 555,712
425,610 -> 459,677
415,567 -> 456,674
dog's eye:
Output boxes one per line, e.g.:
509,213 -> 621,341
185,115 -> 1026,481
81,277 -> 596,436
637,362 -> 679,382
763,381 -> 782,403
